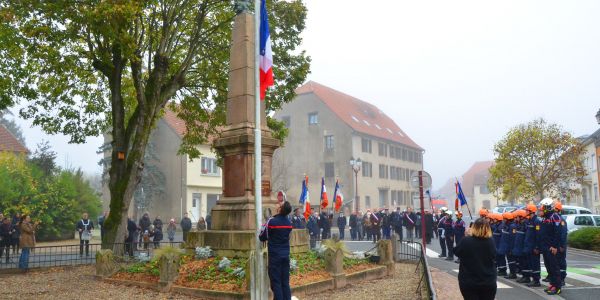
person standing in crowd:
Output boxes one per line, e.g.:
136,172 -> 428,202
336,212 -> 346,240
319,212 -> 331,240
259,201 -> 293,300
392,207 -> 403,241
1,217 -> 14,263
98,211 -> 108,241
349,212 -> 358,241
125,216 -> 137,257
291,208 -> 306,229
167,218 -> 177,245
443,211 -> 455,261
11,213 -> 21,254
555,202 -> 568,287
453,211 -> 466,263
520,204 -> 541,287
433,210 -> 440,239
307,212 -> 320,249
404,207 -> 416,241
491,213 -> 507,276
500,212 -> 517,279
437,208 -> 448,258
76,212 -> 94,257
415,211 -> 422,239
381,209 -> 392,240
511,210 -> 527,281
539,198 -> 563,295
153,218 -> 164,248
425,210 -> 434,244
138,213 -> 151,247
18,215 -> 38,270
453,218 -> 497,300
355,211 -> 363,241
180,213 -> 192,242
369,210 -> 381,243
205,214 -> 212,230
197,216 -> 207,231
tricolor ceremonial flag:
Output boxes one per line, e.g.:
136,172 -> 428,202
320,177 -> 328,210
455,180 -> 468,210
259,0 -> 274,100
299,176 -> 311,220
333,180 -> 344,212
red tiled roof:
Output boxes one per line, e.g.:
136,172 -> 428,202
295,81 -> 423,150
0,125 -> 29,154
461,161 -> 495,197
161,107 -> 219,144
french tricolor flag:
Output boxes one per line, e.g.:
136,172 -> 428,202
259,0 -> 274,100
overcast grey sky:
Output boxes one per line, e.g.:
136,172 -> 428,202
12,0 -> 600,189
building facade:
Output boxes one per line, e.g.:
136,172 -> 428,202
573,130 -> 600,212
272,81 -> 424,212
102,109 -> 222,224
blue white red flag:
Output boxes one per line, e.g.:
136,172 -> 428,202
455,180 -> 468,208
299,176 -> 311,219
259,0 -> 274,100
333,180 -> 343,212
320,177 -> 328,210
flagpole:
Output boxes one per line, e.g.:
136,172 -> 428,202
455,178 -> 474,220
253,0 -> 264,299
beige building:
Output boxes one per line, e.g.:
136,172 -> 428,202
102,109 -> 222,224
272,81 -> 424,212
572,130 -> 600,212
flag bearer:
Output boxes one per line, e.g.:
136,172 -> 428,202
453,211 -> 466,263
511,210 -> 527,280
539,198 -> 563,295
521,204 -> 542,286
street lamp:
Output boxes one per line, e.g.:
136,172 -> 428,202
596,108 -> 600,124
350,157 -> 362,213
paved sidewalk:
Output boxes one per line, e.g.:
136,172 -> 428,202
430,267 -> 462,300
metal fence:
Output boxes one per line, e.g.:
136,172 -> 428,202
0,241 -> 182,271
395,240 -> 437,300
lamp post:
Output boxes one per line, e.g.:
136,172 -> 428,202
350,157 -> 362,213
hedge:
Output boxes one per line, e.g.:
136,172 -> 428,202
567,227 -> 600,251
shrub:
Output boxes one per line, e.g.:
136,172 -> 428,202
568,227 -> 600,250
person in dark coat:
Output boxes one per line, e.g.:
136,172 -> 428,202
153,216 -> 164,248
336,213 -> 346,240
381,209 -> 392,240
369,211 -> 381,243
205,214 -> 212,230
307,212 -> 320,249
125,217 -> 137,257
444,211 -> 455,261
356,212 -> 364,241
180,213 -> 192,242
98,211 -> 108,242
319,212 -> 331,240
453,218 -> 497,300
404,207 -> 416,241
259,201 -> 293,300
76,212 -> 94,257
415,212 -> 422,238
453,211 -> 466,263
138,213 -> 151,247
349,213 -> 358,241
424,210 -> 434,244
11,213 -> 21,254
392,207 -> 403,241
0,217 -> 14,263
291,208 -> 306,229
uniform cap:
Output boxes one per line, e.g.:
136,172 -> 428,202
479,208 -> 489,217
526,204 -> 537,213
502,211 -> 514,220
515,210 -> 527,218
555,202 -> 563,211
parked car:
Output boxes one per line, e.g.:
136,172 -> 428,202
492,204 -> 524,214
561,205 -> 593,215
563,214 -> 600,234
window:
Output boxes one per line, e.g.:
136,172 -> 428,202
281,116 -> 290,128
390,167 -> 397,180
594,216 -> 600,226
201,157 -> 219,175
391,191 -> 397,205
325,162 -> 335,178
574,216 -> 594,226
581,209 -> 592,214
365,196 -> 371,208
379,189 -> 387,207
592,154 -> 597,171
361,138 -> 372,153
308,112 -> 318,124
480,185 -> 490,194
594,184 -> 599,202
408,151 -> 414,162
402,148 -> 407,161
192,193 -> 201,208
324,135 -> 335,151
362,161 -> 372,177
379,164 -> 386,179
562,208 -> 576,215
378,143 -> 387,157
405,169 -> 410,181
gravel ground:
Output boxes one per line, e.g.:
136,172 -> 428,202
0,263 -> 428,300
309,263 -> 428,300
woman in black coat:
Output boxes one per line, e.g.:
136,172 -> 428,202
453,218 -> 497,300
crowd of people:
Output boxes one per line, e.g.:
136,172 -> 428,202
289,206 -> 437,249
0,212 -> 39,270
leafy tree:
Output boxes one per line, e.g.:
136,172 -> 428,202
488,118 -> 586,201
29,140 -> 58,177
1,1 -> 309,251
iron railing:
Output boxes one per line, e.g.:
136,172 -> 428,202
395,239 -> 437,300
0,241 -> 182,271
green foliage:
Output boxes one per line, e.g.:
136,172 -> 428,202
124,260 -> 160,276
187,257 -> 247,287
0,151 -> 102,240
568,227 -> 600,251
290,251 -> 325,274
488,118 -> 586,201
342,256 -> 370,269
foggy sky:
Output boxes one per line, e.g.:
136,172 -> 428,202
12,0 -> 600,189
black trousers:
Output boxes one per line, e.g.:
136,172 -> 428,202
80,239 -> 90,255
543,251 -> 561,288
459,285 -> 497,300
445,235 -> 454,258
438,229 -> 446,256
0,239 -> 10,262
268,256 -> 291,300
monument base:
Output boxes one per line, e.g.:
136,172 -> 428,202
187,229 -> 310,258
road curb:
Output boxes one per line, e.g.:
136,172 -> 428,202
497,277 -> 565,300
569,247 -> 600,257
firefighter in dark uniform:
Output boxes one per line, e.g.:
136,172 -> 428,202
494,213 -> 507,276
539,198 -> 563,295
443,211 -> 455,261
260,201 -> 293,300
437,207 -> 448,258
522,204 -> 542,286
555,202 -> 568,286
500,211 -> 517,279
453,211 -> 466,263
511,210 -> 527,280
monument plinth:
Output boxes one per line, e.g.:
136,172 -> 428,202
189,12 -> 308,257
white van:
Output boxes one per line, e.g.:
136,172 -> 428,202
563,214 -> 600,234
561,205 -> 593,215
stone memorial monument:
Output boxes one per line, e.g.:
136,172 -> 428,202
188,4 -> 308,257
